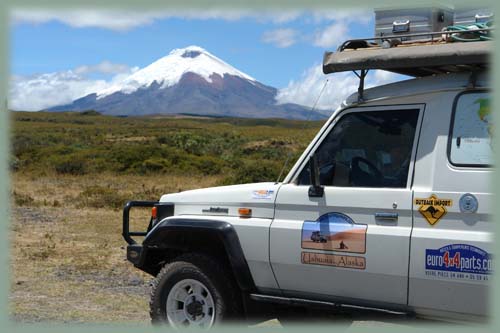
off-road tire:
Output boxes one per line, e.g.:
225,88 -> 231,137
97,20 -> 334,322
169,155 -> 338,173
149,253 -> 242,327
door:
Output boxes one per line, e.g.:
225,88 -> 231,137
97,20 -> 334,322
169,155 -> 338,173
408,90 -> 493,318
270,104 -> 423,307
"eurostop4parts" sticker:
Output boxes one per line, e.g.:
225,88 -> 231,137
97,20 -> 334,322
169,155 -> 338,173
252,190 -> 274,200
425,244 -> 492,281
414,194 -> 453,225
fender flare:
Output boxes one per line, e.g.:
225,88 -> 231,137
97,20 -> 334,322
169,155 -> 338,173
140,218 -> 256,292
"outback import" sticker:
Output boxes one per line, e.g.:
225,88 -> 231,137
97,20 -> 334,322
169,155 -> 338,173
414,194 -> 453,226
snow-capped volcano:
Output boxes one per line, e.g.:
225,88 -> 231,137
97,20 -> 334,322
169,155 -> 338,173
49,46 -> 327,120
96,46 -> 256,98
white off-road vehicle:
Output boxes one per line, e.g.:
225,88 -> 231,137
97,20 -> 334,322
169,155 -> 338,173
122,27 -> 492,328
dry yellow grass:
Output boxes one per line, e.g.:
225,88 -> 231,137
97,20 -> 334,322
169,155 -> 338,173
9,172 -> 222,323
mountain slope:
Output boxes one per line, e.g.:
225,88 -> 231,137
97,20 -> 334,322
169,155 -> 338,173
48,46 -> 327,120
96,45 -> 257,98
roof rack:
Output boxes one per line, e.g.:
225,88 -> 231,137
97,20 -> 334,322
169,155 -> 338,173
323,28 -> 492,101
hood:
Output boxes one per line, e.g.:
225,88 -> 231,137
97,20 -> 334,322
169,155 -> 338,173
160,182 -> 281,219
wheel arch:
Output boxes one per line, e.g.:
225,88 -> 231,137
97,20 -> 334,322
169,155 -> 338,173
137,218 -> 256,292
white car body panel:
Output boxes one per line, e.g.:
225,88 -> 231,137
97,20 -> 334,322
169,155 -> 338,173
406,90 -> 493,318
160,184 -> 281,290
270,185 -> 413,305
161,182 -> 279,219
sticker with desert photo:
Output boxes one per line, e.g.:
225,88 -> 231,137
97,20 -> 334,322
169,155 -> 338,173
301,212 -> 367,254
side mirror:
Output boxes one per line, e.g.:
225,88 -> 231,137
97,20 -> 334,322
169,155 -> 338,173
308,154 -> 324,198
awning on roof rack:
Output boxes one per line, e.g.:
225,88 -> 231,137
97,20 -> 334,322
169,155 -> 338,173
323,41 -> 491,77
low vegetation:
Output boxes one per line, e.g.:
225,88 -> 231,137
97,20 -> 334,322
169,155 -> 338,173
9,111 -> 324,323
11,111 -> 323,184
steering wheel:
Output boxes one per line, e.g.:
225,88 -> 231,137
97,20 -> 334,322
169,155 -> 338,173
349,156 -> 383,187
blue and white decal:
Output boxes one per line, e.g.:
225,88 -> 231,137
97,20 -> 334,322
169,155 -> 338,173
425,244 -> 492,281
252,189 -> 274,200
302,212 -> 367,254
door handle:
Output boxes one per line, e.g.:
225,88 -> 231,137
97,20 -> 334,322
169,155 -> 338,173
375,212 -> 398,220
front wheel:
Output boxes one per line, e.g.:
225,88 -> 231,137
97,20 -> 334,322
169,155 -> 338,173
150,253 -> 241,328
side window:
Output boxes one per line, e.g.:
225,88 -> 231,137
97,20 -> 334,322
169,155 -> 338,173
298,109 -> 419,188
449,91 -> 492,167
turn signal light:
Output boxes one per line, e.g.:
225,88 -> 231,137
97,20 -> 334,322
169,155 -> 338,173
151,206 -> 158,219
238,208 -> 252,218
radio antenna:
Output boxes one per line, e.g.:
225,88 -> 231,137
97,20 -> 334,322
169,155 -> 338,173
275,79 -> 329,184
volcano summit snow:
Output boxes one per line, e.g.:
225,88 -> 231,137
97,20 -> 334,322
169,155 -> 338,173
49,46 -> 324,120
96,46 -> 256,98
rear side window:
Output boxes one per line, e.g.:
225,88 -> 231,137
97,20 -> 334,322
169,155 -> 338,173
298,109 -> 420,188
449,91 -> 492,167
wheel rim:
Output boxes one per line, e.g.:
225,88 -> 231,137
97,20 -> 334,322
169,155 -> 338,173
166,279 -> 216,328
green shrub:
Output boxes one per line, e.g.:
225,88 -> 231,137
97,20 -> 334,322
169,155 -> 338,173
10,156 -> 20,171
108,146 -> 147,172
221,160 -> 281,185
139,158 -> 171,173
80,110 -> 101,116
157,136 -> 169,145
76,186 -> 129,210
193,156 -> 224,175
12,191 -> 35,206
170,132 -> 207,155
52,155 -> 87,175
11,134 -> 38,156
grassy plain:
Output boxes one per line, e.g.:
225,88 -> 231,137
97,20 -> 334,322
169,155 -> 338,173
9,111 -> 324,323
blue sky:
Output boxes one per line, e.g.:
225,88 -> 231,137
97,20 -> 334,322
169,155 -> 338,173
10,9 -> 400,111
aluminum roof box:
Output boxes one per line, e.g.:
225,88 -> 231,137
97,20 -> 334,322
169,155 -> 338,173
454,7 -> 493,25
375,6 -> 454,44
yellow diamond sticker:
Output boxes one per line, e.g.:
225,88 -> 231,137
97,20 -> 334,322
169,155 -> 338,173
414,195 -> 453,226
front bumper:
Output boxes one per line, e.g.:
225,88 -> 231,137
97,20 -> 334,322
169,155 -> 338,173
122,200 -> 174,267
126,244 -> 144,266
122,200 -> 158,245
